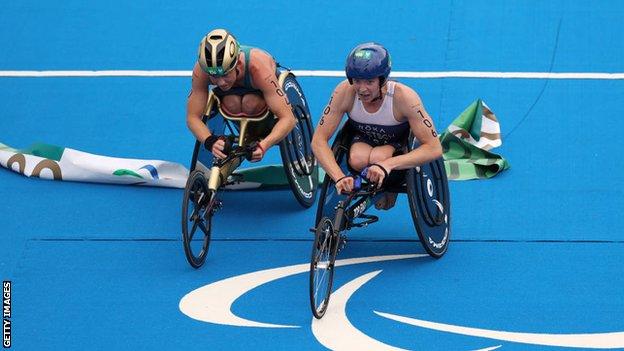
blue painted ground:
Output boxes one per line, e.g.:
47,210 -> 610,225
1,1 -> 623,350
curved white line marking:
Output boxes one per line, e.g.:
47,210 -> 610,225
472,346 -> 501,351
179,254 -> 424,328
375,311 -> 624,349
312,271 -> 408,351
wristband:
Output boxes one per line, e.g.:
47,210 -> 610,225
256,142 -> 265,156
369,163 -> 389,179
335,175 -> 353,183
203,134 -> 223,151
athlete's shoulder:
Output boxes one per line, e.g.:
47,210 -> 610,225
392,81 -> 422,105
332,80 -> 356,111
246,46 -> 273,65
192,62 -> 209,87
247,47 -> 275,80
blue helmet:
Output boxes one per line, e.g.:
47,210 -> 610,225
345,42 -> 391,84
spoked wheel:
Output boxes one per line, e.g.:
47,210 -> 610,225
181,170 -> 217,268
309,217 -> 338,319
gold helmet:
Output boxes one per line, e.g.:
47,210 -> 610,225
197,29 -> 240,76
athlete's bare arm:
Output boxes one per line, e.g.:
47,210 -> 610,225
250,50 -> 296,152
312,80 -> 356,188
378,83 -> 442,172
186,63 -> 213,143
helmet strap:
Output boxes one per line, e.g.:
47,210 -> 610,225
371,77 -> 386,103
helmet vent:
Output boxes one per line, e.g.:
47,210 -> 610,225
216,47 -> 225,66
204,47 -> 213,66
209,35 -> 223,40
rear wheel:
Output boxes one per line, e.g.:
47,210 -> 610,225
406,156 -> 451,258
279,73 -> 318,208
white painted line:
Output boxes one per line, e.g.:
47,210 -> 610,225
0,70 -> 191,77
375,311 -> 624,348
179,254 -> 422,328
312,270 -> 408,351
1,70 -> 624,79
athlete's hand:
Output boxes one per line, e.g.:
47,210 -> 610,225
335,175 -> 354,194
366,163 -> 390,188
249,142 -> 266,162
211,138 -> 228,159
204,135 -> 227,159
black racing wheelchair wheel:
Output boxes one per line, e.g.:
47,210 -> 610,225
406,136 -> 451,258
279,73 -> 318,208
309,216 -> 338,319
181,170 -> 214,268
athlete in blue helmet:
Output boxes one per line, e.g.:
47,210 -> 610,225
312,42 -> 442,209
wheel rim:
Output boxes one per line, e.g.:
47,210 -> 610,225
182,172 -> 212,268
407,158 -> 451,258
310,217 -> 335,318
281,75 -> 317,208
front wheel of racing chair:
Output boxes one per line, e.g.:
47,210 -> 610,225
309,123 -> 352,318
309,216 -> 338,319
181,170 -> 217,268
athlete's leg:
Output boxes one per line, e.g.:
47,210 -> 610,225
348,142 -> 372,171
241,93 -> 267,116
369,145 -> 398,210
369,145 -> 395,165
221,95 -> 242,115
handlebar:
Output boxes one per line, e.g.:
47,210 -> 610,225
343,167 -> 380,199
214,141 -> 258,166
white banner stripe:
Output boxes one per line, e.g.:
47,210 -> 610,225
1,70 -> 624,79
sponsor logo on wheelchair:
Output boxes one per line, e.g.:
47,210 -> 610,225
429,200 -> 449,249
287,162 -> 313,199
284,80 -> 306,107
352,200 -> 368,218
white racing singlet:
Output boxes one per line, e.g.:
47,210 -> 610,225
347,81 -> 409,147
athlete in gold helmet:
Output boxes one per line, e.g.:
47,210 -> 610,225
186,29 -> 296,162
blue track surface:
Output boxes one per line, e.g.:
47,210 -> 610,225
1,1 -> 623,350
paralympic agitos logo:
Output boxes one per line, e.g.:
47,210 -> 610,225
179,256 -> 624,350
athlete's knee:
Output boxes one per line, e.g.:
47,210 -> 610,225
369,146 -> 394,164
222,95 -> 242,114
242,94 -> 266,115
348,151 -> 369,171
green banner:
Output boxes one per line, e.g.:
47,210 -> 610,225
440,99 -> 510,180
0,100 -> 508,188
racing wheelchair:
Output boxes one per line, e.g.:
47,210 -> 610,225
309,123 -> 451,318
181,69 -> 318,268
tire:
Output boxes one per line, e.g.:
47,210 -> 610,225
181,170 -> 213,268
279,73 -> 318,208
406,155 -> 451,258
309,217 -> 338,319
